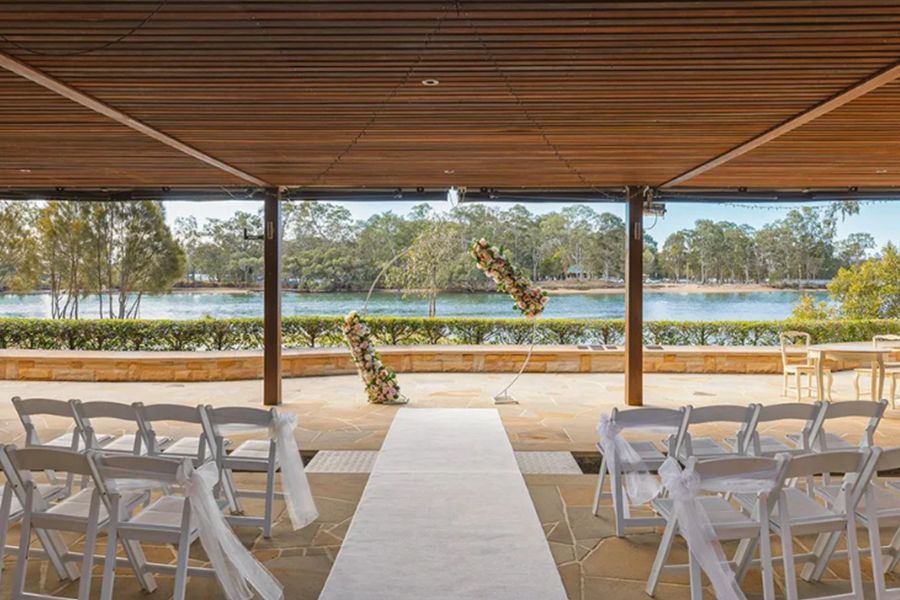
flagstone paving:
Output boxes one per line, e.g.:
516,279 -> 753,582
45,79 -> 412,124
1,371 -> 899,598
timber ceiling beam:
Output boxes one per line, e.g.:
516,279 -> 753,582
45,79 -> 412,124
0,50 -> 271,188
660,60 -> 900,189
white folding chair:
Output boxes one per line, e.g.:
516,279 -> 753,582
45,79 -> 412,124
753,450 -> 872,599
780,331 -> 833,401
0,446 -> 72,587
645,454 -> 790,600
591,406 -> 687,537
6,447 -> 105,600
71,401 -> 170,455
729,402 -> 824,457
789,399 -> 887,452
135,403 -> 223,462
202,405 -> 286,538
89,453 -> 222,600
11,397 -> 93,452
674,404 -> 759,462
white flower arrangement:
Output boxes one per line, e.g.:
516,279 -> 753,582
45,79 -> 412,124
471,238 -> 549,318
342,311 -> 402,404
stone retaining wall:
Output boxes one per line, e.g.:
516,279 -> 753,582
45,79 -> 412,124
1,345 -> 891,382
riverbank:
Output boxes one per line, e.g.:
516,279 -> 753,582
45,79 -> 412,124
540,282 -> 824,295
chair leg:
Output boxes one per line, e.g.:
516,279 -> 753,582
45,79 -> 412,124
758,506 -> 776,600
100,497 -> 120,600
783,372 -> 788,397
592,455 -> 607,516
646,515 -> 677,597
866,498 -> 889,599
803,530 -> 842,582
611,468 -> 626,537
826,371 -> 833,401
12,487 -> 34,600
172,505 -> 193,600
807,372 -> 813,398
264,466 -> 277,539
854,372 -> 862,400
77,493 -> 102,600
779,493 -> 799,600
688,549 -> 703,600
0,484 -> 12,585
795,372 -> 803,402
891,375 -> 898,410
845,513 -> 863,598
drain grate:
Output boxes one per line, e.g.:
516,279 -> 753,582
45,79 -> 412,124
306,450 -> 378,473
514,451 -> 582,474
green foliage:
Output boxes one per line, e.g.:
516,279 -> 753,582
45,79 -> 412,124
828,243 -> 900,319
1,317 -> 897,351
791,294 -> 836,320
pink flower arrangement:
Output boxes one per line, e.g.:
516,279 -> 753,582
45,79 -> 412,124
342,311 -> 402,404
471,238 -> 548,318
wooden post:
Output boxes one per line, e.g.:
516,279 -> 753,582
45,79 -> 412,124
624,186 -> 644,406
263,188 -> 283,406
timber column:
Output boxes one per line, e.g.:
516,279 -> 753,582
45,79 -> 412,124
263,188 -> 283,406
624,186 -> 644,406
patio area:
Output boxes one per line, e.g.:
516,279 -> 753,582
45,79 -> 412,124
2,371 -> 898,599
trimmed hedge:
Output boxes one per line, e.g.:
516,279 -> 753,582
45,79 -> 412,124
0,317 -> 897,352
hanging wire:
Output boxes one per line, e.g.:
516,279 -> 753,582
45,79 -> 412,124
0,1 -> 166,57
309,5 -> 451,186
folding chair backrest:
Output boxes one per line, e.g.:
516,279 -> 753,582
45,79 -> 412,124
813,400 -> 886,448
136,403 -> 208,456
12,397 -> 80,449
611,406 -> 685,430
780,331 -> 811,367
752,402 -> 824,451
679,404 -> 757,455
7,447 -> 94,481
785,449 -> 872,511
691,454 -> 787,484
72,401 -> 143,451
91,453 -> 185,487
204,406 -> 274,429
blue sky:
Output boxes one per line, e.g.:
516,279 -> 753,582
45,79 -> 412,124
163,199 -> 897,247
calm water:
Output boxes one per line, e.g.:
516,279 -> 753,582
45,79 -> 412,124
0,290 -> 827,321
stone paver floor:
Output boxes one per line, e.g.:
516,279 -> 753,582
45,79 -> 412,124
1,372 -> 899,598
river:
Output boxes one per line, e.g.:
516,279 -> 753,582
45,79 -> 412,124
0,290 -> 827,321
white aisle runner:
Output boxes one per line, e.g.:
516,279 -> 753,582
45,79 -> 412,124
319,408 -> 567,600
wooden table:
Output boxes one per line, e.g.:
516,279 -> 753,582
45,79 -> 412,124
808,342 -> 893,402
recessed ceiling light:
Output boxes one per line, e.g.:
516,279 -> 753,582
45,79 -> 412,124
444,169 -> 455,174
421,79 -> 440,86
18,168 -> 31,173
876,169 -> 888,174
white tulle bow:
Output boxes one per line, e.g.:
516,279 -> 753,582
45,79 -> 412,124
597,414 -> 666,505
180,461 -> 284,600
658,457 -> 776,600
269,413 -> 319,530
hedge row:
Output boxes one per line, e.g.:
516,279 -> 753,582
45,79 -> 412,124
0,317 -> 897,352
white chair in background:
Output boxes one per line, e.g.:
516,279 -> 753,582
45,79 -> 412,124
674,404 -> 758,462
71,400 -> 170,455
645,454 -> 789,600
854,335 -> 900,407
789,400 -> 886,453
753,450 -> 872,599
780,331 -> 833,401
729,402 -> 824,457
135,403 -> 223,462
592,406 -> 687,537
202,406 -> 282,537
6,447 -> 104,600
11,397 -> 95,452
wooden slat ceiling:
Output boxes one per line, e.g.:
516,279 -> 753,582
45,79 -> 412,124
2,1 -> 900,191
